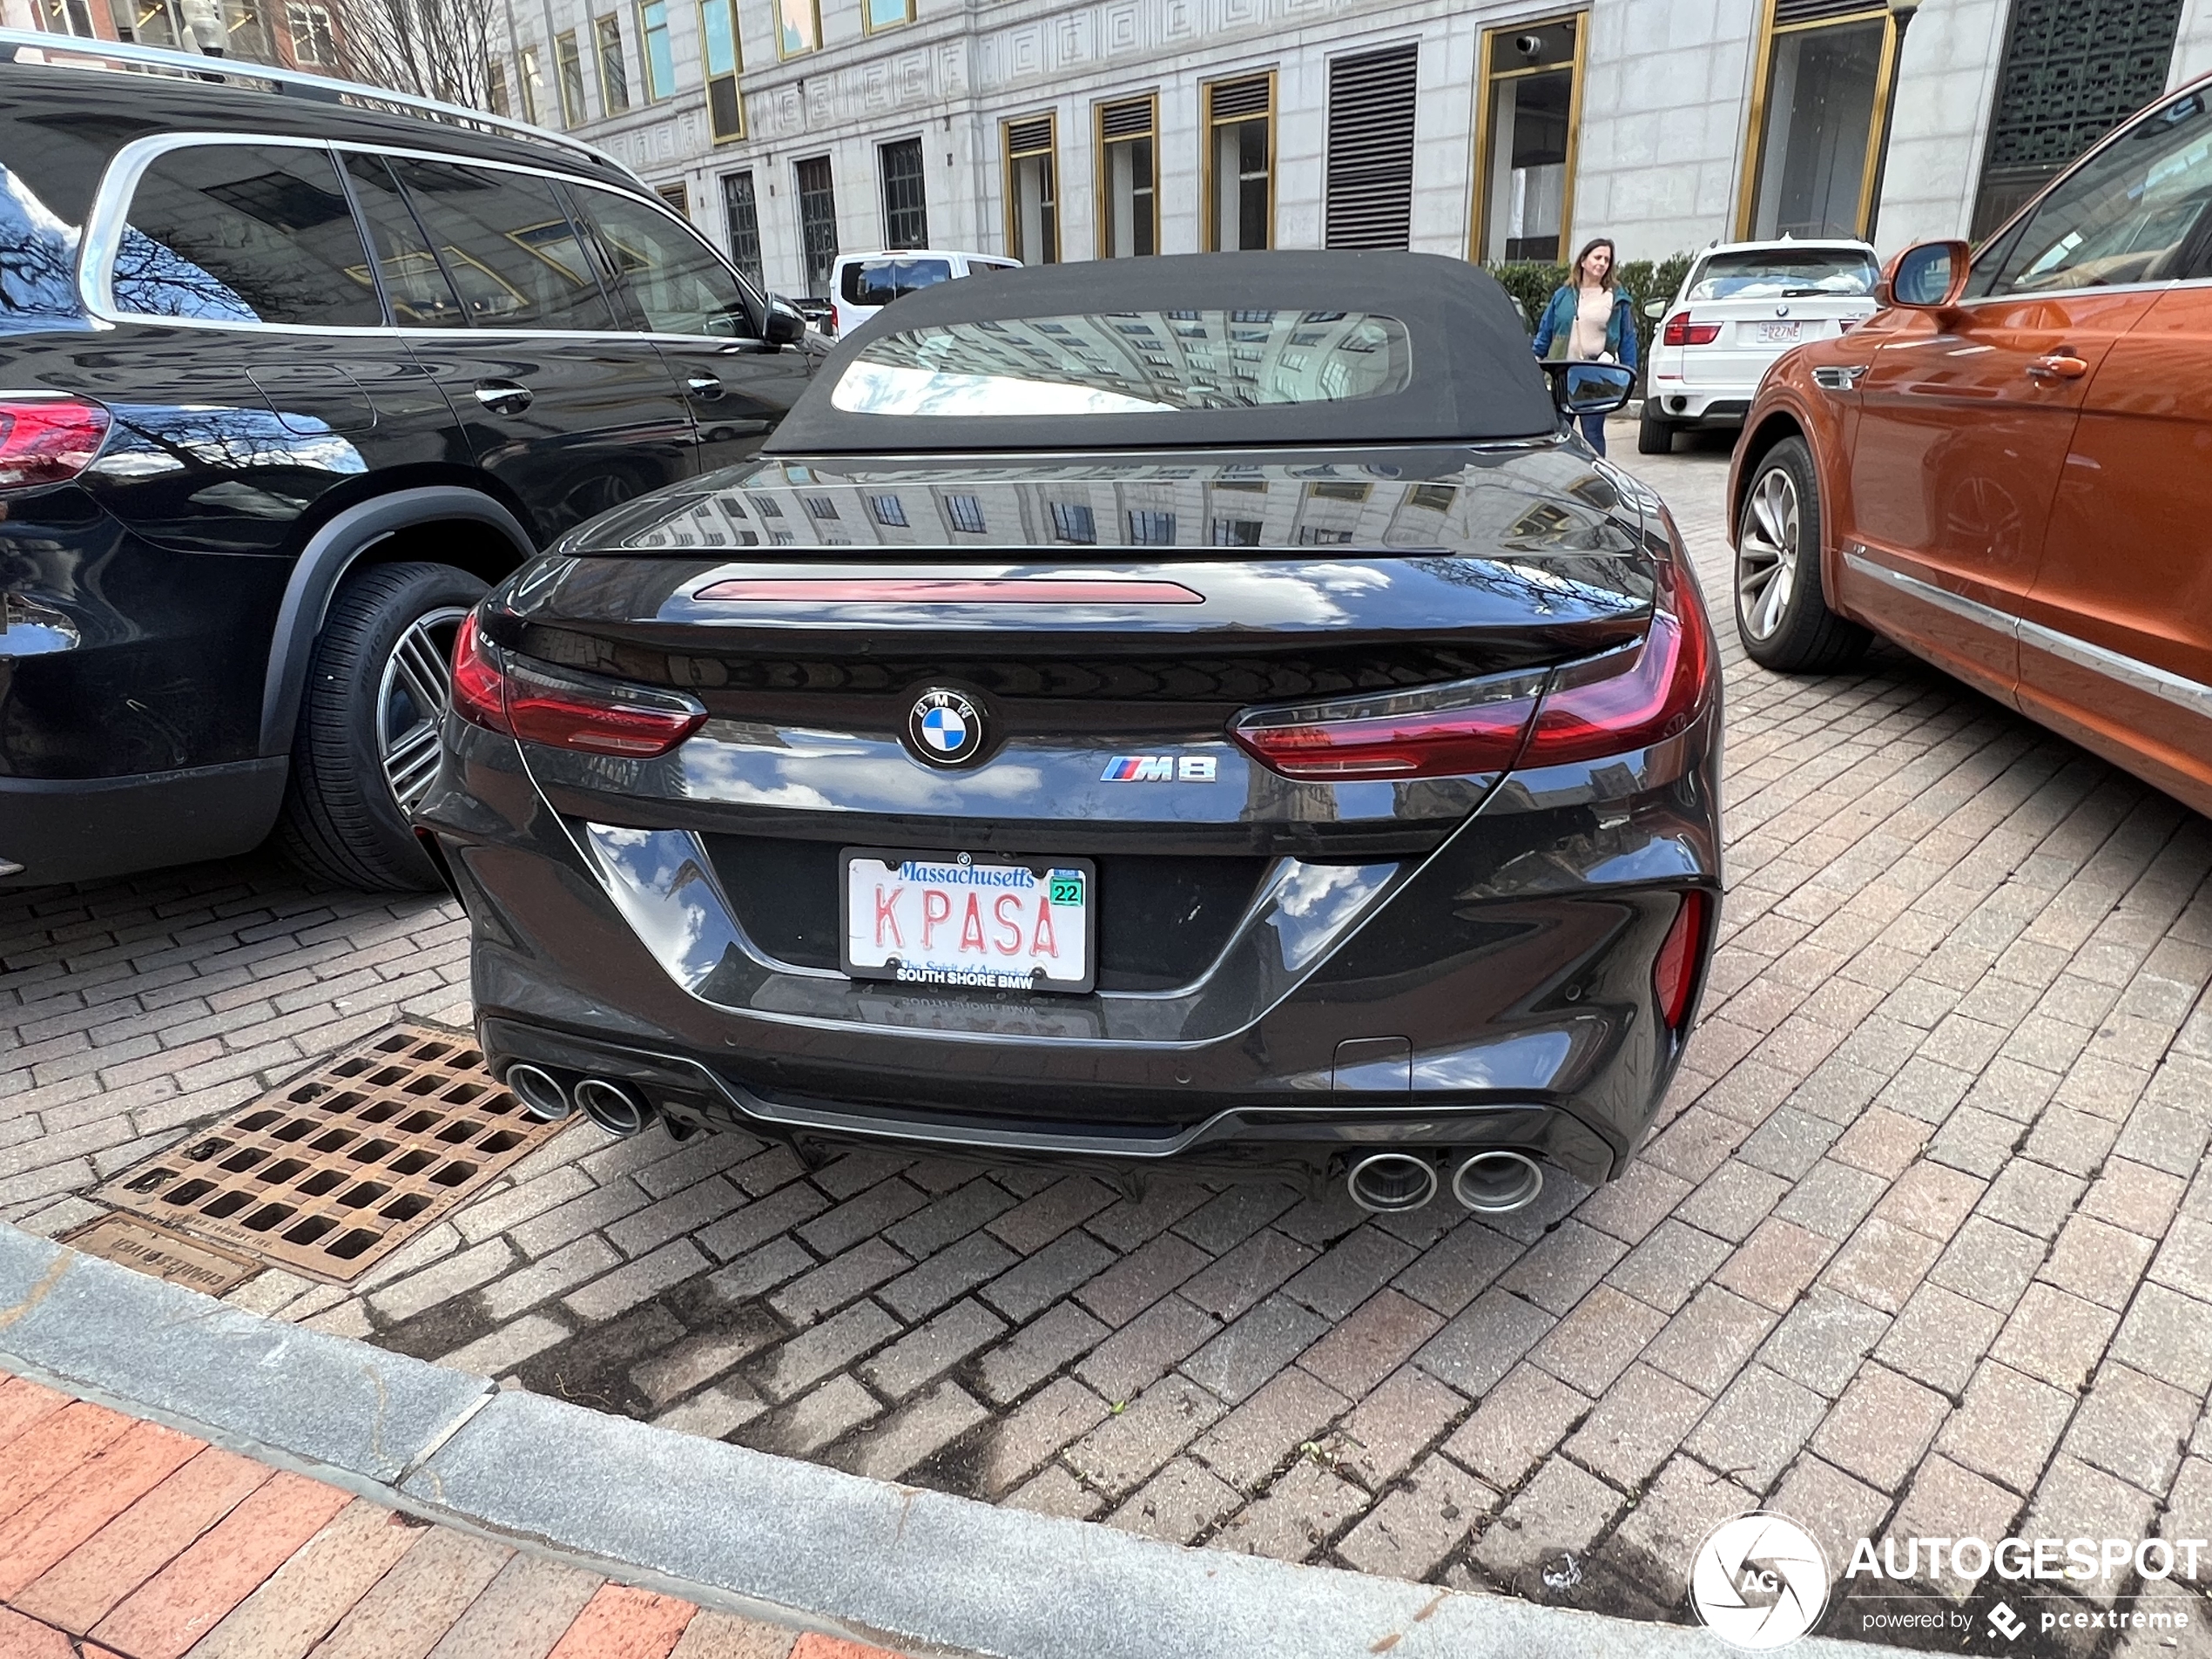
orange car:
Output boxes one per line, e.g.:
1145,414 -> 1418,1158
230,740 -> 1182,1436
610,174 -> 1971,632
1730,78 -> 2212,819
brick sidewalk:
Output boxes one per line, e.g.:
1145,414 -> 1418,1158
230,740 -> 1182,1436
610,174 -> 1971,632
8,438 -> 2212,1640
0,1371 -> 904,1659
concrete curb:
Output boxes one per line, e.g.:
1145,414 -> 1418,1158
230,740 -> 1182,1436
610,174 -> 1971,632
0,1224 -> 1897,1658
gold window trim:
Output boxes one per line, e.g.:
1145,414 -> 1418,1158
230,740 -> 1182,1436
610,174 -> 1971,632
1202,69 -> 1277,253
1095,91 -> 1161,259
1002,111 -> 1058,263
1734,0 -> 1904,240
1467,14 -> 1586,266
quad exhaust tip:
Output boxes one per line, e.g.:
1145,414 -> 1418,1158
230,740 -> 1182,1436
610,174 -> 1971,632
504,1063 -> 571,1123
1453,1150 -> 1544,1214
574,1076 -> 652,1137
1345,1152 -> 1439,1214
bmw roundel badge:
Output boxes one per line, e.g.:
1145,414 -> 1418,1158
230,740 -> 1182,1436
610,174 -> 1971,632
907,689 -> 985,768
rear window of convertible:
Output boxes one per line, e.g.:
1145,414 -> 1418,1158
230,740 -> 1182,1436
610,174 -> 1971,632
830,308 -> 1414,417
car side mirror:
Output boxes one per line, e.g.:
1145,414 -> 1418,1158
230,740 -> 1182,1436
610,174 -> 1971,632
1542,360 -> 1636,416
1886,239 -> 1972,310
1643,298 -> 1669,320
764,298 -> 805,347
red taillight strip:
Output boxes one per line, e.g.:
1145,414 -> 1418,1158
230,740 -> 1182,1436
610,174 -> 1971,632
0,395 -> 111,491
692,577 -> 1204,605
450,611 -> 706,758
1653,889 -> 1710,1032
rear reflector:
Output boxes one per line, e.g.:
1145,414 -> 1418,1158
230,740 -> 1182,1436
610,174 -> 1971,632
451,611 -> 706,758
694,577 -> 1204,604
0,396 -> 110,491
1653,889 -> 1710,1031
1231,556 -> 1715,783
1662,314 -> 1723,347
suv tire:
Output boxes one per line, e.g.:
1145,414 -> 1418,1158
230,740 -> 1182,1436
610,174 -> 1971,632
279,561 -> 486,891
1636,405 -> 1675,455
1733,436 -> 1871,672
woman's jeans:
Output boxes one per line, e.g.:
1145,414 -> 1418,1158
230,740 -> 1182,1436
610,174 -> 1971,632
1578,410 -> 1608,455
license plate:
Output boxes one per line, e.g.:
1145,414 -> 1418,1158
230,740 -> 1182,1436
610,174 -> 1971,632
1757,321 -> 1802,343
841,849 -> 1096,995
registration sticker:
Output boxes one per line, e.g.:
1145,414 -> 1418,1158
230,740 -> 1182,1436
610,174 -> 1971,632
841,849 -> 1096,995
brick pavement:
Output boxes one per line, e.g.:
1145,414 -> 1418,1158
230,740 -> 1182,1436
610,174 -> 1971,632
0,1369 -> 906,1659
8,435 -> 2212,1642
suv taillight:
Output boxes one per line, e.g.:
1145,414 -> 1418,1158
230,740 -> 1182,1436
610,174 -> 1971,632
0,397 -> 110,490
1662,314 -> 1722,347
451,611 -> 707,757
1230,556 -> 1716,782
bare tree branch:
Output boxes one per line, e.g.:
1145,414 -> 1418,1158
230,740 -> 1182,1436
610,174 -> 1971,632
322,0 -> 500,108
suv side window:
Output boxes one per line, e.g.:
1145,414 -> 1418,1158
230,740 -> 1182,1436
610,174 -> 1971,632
381,157 -> 617,331
569,182 -> 757,338
1973,91 -> 2212,297
340,152 -> 467,327
110,144 -> 381,328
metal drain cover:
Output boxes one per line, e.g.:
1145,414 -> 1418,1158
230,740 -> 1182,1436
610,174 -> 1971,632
93,1022 -> 565,1284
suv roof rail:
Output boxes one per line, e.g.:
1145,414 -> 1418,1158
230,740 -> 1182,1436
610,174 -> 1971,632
0,25 -> 642,184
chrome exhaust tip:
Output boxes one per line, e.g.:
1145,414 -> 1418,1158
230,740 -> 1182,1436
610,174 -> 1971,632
1346,1151 -> 1439,1214
1453,1150 -> 1544,1214
574,1076 -> 651,1136
504,1063 -> 571,1123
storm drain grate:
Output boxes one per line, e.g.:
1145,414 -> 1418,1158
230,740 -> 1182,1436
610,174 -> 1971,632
93,1023 -> 563,1284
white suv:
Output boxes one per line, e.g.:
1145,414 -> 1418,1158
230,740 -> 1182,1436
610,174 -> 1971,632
1638,239 -> 1882,454
829,250 -> 1020,340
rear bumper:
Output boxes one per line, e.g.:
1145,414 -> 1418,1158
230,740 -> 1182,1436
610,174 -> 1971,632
0,759 -> 287,887
424,701 -> 1723,1187
1645,392 -> 1754,425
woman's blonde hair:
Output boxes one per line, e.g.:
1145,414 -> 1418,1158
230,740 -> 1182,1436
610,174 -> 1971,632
1571,237 -> 1617,290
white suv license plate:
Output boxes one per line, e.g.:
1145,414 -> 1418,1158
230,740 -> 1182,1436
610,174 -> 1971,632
841,849 -> 1096,995
1757,320 -> 1803,343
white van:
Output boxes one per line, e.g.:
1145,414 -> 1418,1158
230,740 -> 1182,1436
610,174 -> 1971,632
830,250 -> 1020,339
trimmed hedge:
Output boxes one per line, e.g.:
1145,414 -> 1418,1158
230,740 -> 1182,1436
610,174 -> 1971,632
1485,253 -> 1695,368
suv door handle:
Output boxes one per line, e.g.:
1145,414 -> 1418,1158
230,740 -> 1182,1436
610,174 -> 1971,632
473,380 -> 533,415
2026,353 -> 2089,381
685,373 -> 725,401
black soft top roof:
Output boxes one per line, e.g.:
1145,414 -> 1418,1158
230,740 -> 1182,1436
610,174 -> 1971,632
764,250 -> 1558,454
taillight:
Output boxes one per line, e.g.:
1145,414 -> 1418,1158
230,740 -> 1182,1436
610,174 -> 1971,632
448,610 -> 706,758
1229,556 -> 1714,783
0,396 -> 110,490
1229,668 -> 1547,780
1653,889 -> 1710,1030
1519,556 -> 1713,767
1662,314 -> 1722,347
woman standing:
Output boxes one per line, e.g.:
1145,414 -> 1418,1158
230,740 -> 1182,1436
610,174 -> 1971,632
1531,238 -> 1639,456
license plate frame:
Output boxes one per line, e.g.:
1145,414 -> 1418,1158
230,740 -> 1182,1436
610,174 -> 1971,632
840,847 -> 1097,995
1757,320 -> 1803,344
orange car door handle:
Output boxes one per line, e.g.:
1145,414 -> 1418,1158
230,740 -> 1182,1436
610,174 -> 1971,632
2026,353 -> 2090,381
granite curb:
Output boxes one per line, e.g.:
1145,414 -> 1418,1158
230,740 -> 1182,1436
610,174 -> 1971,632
0,1222 -> 1904,1659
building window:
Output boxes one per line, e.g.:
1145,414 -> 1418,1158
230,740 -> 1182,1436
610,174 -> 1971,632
556,30 -> 587,125
1050,502 -> 1096,543
1299,527 -> 1353,545
723,170 -> 763,288
595,14 -> 630,115
945,494 -> 986,533
869,495 -> 908,527
806,496 -> 840,519
777,0 -> 819,57
518,44 -> 545,123
486,58 -> 510,114
1325,44 -> 1419,249
1005,113 -> 1058,264
1474,18 -> 1580,262
880,138 -> 928,250
701,0 -> 744,141
1097,95 -> 1157,258
1308,480 -> 1371,502
41,0 -> 96,37
1127,509 -> 1176,545
750,493 -> 784,516
638,0 -> 674,99
285,0 -> 334,64
1205,73 -> 1273,251
795,155 -> 839,296
1740,0 -> 1904,239
1212,517 -> 1262,545
1970,0 -> 2182,237
863,0 -> 912,30
1408,482 -> 1455,511
657,181 -> 689,217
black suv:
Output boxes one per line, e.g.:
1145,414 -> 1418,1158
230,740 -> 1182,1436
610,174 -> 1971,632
0,37 -> 814,892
